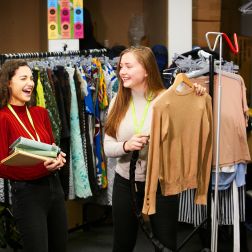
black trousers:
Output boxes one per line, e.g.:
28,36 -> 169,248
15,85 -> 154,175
11,172 -> 68,252
112,173 -> 179,252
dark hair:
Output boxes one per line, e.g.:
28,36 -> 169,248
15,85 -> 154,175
0,60 -> 33,108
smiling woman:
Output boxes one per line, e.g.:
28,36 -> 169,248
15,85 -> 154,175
0,59 -> 68,252
8,65 -> 34,106
103,46 -> 207,252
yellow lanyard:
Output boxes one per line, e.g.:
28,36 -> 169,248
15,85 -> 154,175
130,93 -> 152,134
7,104 -> 41,142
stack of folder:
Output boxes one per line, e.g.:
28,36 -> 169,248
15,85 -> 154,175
1,137 -> 60,166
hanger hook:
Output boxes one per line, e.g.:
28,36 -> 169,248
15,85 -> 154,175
221,33 -> 239,54
205,32 -> 222,52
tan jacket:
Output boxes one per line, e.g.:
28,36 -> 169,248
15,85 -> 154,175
142,86 -> 213,215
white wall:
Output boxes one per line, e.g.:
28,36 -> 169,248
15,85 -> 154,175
168,0 -> 192,64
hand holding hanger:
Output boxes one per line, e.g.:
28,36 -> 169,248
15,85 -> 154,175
173,73 -> 206,95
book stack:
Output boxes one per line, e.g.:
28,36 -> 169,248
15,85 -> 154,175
1,137 -> 60,166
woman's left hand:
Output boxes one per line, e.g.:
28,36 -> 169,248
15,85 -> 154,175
44,151 -> 66,172
193,83 -> 206,96
56,151 -> 66,170
52,143 -> 66,168
45,143 -> 66,171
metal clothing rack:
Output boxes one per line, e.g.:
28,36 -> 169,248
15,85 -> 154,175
175,54 -> 215,252
205,31 -> 240,252
0,48 -> 107,65
0,47 -> 107,198
0,48 -> 109,237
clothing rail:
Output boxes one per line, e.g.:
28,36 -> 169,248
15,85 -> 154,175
1,47 -> 107,206
0,48 -> 107,65
1,47 -> 115,241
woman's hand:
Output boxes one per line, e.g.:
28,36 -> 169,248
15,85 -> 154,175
44,151 -> 66,172
124,134 -> 149,152
193,83 -> 206,96
44,144 -> 66,172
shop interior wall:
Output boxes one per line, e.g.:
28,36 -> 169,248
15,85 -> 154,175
221,0 -> 252,107
0,0 -> 47,53
192,0 -> 221,47
85,0 -> 167,48
143,0 -> 167,47
85,0 -> 144,48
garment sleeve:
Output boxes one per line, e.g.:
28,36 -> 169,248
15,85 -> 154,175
103,134 -> 127,158
239,76 -> 249,126
195,94 -> 213,204
142,106 -> 167,215
103,95 -> 128,157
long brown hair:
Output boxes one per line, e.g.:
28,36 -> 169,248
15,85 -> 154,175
105,46 -> 165,138
0,59 -> 35,109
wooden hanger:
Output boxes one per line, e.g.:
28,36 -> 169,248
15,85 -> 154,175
172,73 -> 194,88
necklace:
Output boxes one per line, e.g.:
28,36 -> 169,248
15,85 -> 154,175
7,104 -> 41,142
130,93 -> 152,134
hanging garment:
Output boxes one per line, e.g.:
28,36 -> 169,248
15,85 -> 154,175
216,185 -> 245,225
190,73 -> 251,166
178,189 -> 207,227
82,72 -> 98,192
35,70 -> 46,107
212,163 -> 247,190
0,180 -> 4,203
74,68 -> 99,196
94,62 -> 119,205
93,58 -> 108,110
90,60 -> 108,189
143,85 -> 213,215
40,69 -> 62,146
102,62 -> 118,103
53,66 -> 71,139
66,66 -> 92,198
52,66 -> 71,198
68,148 -> 75,200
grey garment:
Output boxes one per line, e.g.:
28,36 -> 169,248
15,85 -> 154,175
0,179 -> 11,204
105,157 -> 116,205
0,178 -> 5,203
178,189 -> 207,227
217,185 -> 245,225
178,186 -> 245,226
68,149 -> 75,200
95,157 -> 116,206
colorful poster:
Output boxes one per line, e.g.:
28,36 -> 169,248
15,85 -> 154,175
73,0 -> 84,38
60,0 -> 71,39
47,0 -> 84,40
48,0 -> 58,39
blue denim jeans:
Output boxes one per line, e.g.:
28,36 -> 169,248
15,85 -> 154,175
11,172 -> 68,252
